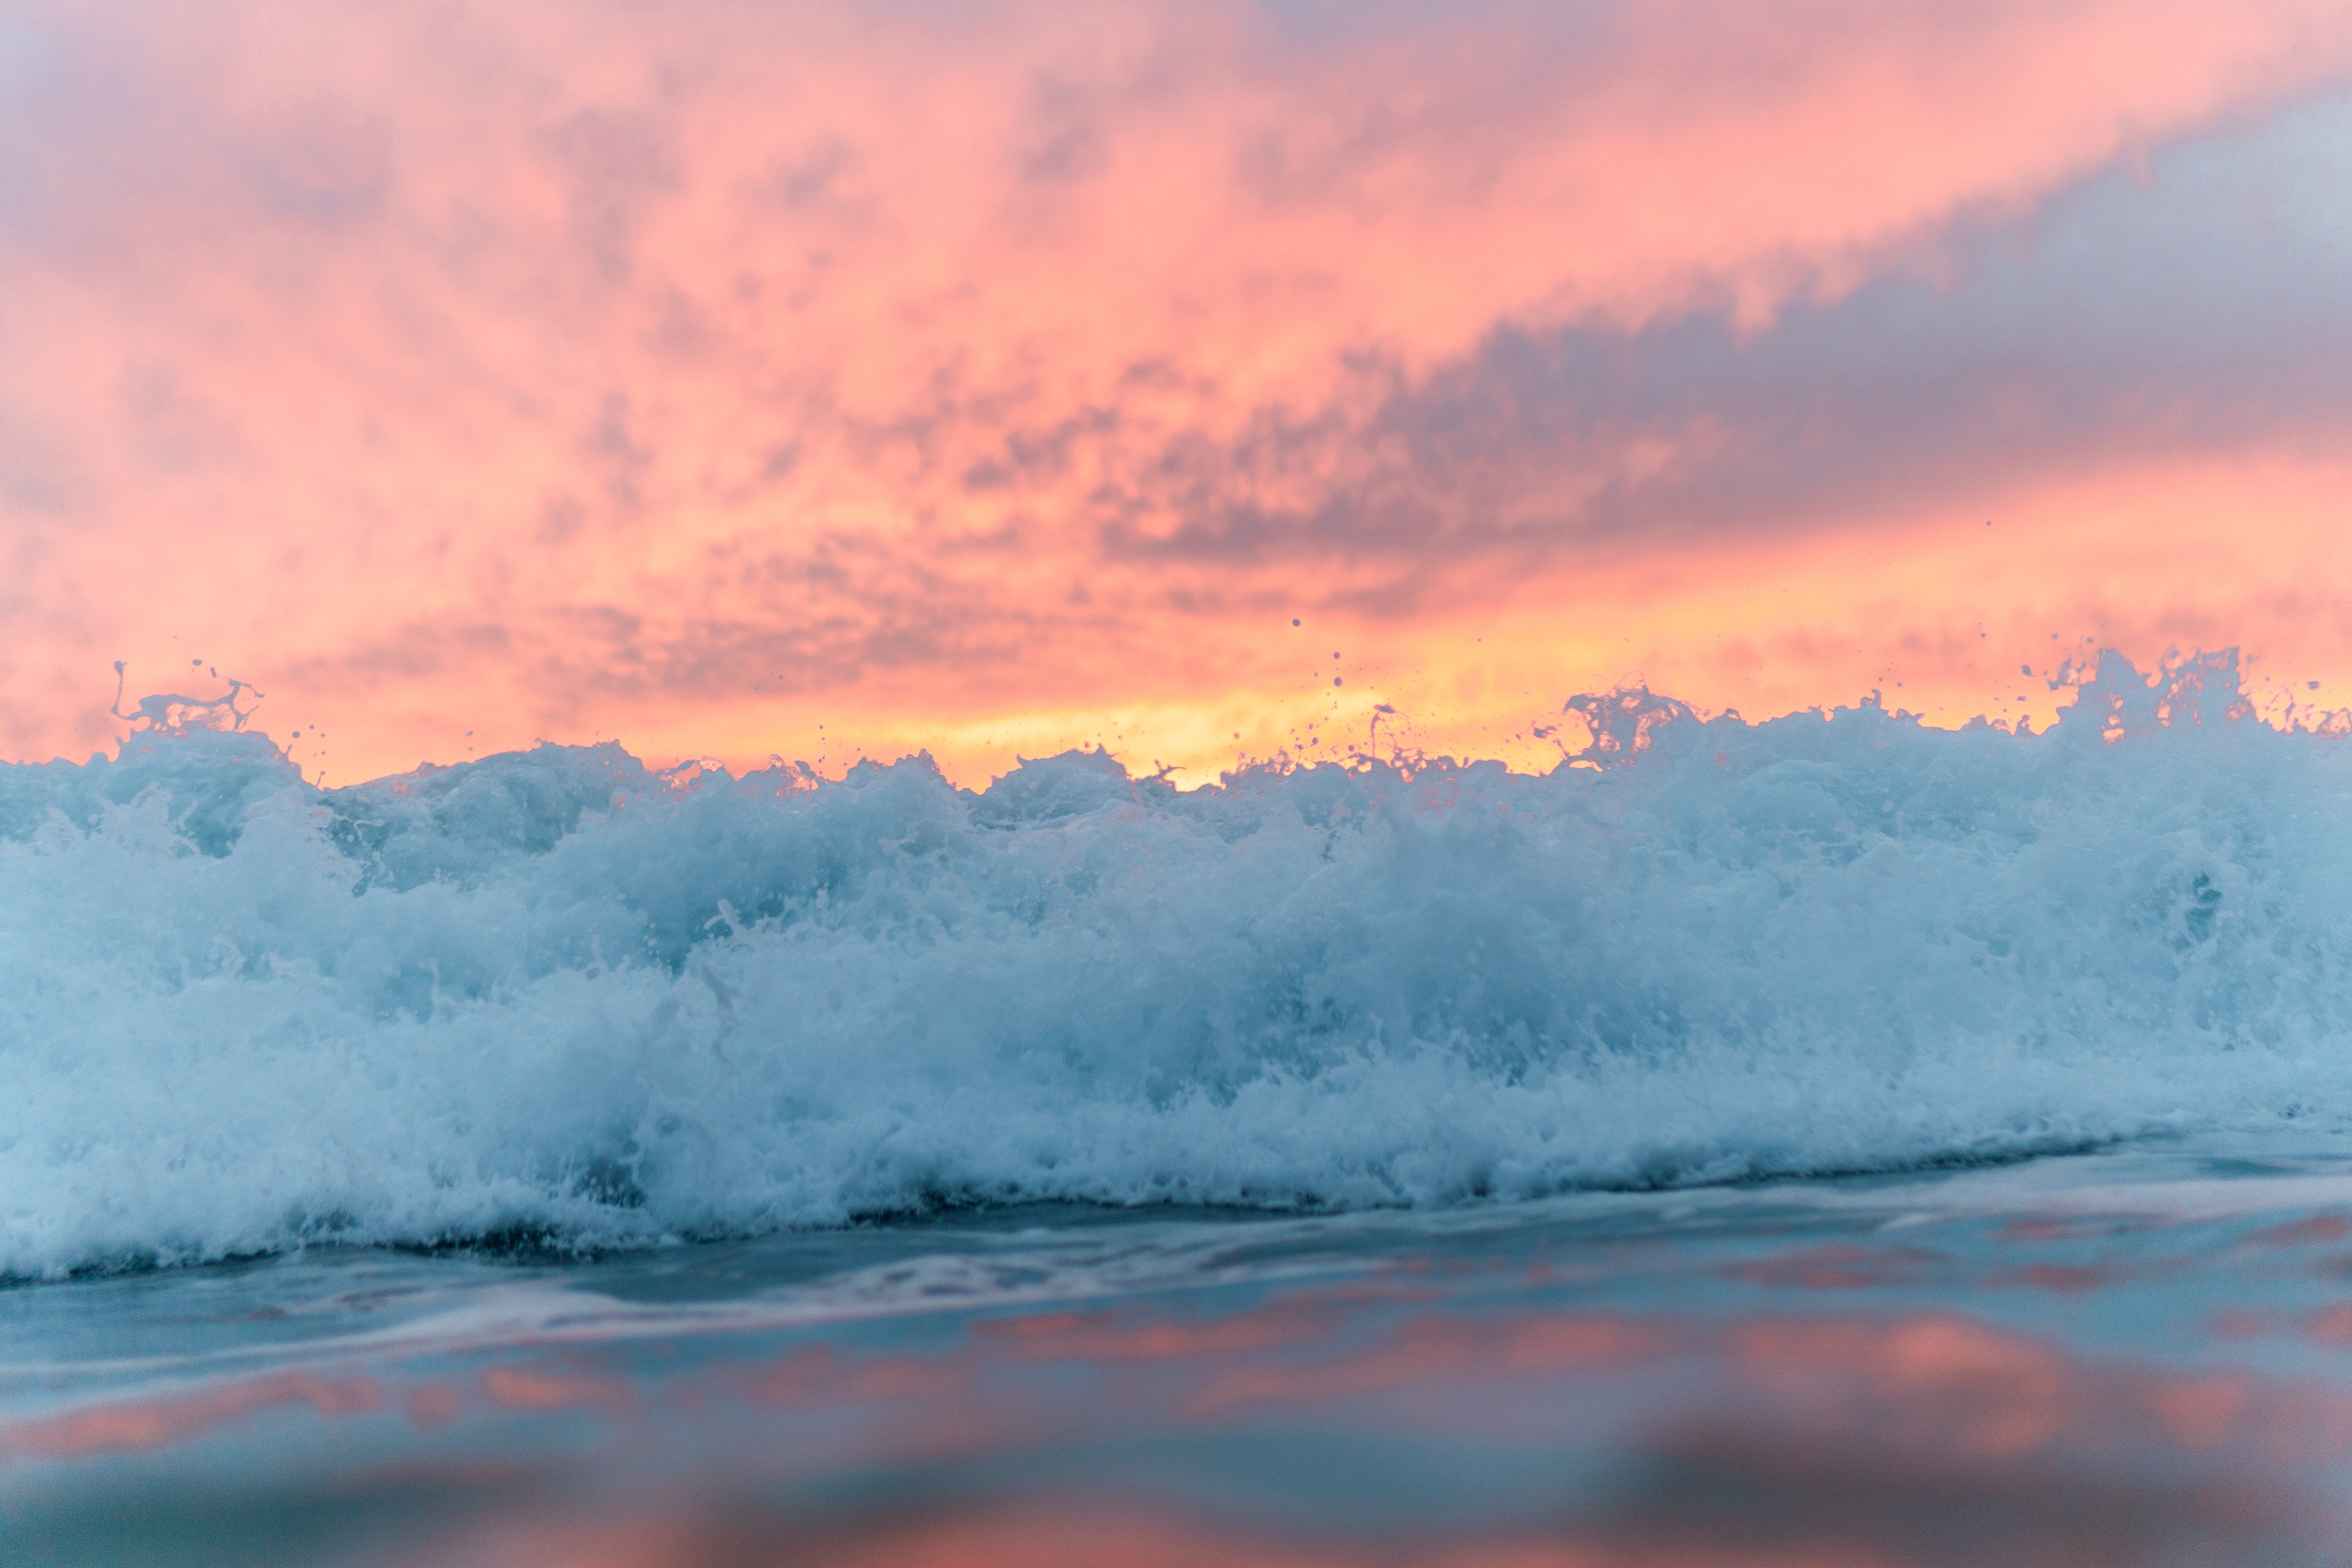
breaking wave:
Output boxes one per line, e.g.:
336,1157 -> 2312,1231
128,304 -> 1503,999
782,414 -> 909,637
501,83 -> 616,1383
5,650 -> 2352,1278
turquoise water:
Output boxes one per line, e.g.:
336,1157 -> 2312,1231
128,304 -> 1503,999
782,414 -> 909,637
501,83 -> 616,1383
12,652 -> 2352,1280
9,1141 -> 2352,1566
13,652 -> 2352,1559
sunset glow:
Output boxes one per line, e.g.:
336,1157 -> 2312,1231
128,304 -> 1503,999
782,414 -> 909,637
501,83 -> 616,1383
7,0 -> 2352,781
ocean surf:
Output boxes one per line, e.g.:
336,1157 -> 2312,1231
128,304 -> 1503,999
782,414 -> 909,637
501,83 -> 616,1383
4,649 -> 2350,1281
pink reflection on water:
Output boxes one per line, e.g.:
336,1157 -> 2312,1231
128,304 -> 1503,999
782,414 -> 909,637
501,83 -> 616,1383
1985,1262 -> 2129,1294
1187,1312 -> 1674,1415
1722,1243 -> 1947,1290
977,1298 -> 1341,1363
372,1488 -> 2309,1568
367,1501 -> 1956,1567
1725,1244 -> 2139,1297
1731,1314 -> 2085,1457
0,1370 -> 385,1457
2249,1216 -> 2352,1248
481,1364 -> 635,1416
739,1345 -> 975,1408
16,1285 -> 2348,1565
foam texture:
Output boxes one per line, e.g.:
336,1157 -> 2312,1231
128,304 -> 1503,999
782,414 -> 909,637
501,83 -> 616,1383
5,652 -> 2349,1276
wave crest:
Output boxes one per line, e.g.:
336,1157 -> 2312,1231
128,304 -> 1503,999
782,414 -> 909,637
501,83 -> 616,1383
4,651 -> 2350,1277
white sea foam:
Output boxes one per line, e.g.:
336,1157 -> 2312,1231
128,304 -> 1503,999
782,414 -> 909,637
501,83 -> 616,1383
4,651 -> 2351,1278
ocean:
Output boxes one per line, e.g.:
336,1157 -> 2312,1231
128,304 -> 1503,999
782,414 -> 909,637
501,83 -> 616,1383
7,649 -> 2352,1564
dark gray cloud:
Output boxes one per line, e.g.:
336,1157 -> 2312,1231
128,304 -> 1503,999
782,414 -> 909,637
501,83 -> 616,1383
1092,92 -> 2352,580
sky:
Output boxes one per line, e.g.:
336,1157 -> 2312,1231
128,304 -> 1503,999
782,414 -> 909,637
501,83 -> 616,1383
5,0 -> 2352,785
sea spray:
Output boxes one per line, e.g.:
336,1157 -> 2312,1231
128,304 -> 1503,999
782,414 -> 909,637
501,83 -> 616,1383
4,650 -> 2350,1278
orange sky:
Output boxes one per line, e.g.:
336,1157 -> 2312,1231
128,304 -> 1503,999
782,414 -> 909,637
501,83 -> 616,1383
6,0 -> 2352,784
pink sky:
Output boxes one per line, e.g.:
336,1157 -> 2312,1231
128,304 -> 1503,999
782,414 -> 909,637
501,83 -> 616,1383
7,0 -> 2352,783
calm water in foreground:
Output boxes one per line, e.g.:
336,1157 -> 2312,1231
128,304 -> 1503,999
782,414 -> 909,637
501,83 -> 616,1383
11,1138 -> 2352,1567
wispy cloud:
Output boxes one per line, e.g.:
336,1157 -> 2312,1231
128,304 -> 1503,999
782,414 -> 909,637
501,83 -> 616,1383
1114,93 -> 2352,579
4,0 -> 2348,777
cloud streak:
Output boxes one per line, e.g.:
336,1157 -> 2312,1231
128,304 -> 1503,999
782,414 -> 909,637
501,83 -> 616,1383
1126,94 -> 2352,575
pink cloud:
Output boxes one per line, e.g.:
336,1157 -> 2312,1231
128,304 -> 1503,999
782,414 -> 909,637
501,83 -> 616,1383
4,0 -> 2349,779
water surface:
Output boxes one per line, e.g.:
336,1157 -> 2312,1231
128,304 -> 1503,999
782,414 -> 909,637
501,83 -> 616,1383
11,1141 -> 2352,1565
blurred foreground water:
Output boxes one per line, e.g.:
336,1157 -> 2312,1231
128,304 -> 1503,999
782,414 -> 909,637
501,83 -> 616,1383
12,1138 -> 2352,1567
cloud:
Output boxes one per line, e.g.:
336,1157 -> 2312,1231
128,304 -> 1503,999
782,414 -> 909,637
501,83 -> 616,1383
1099,91 -> 2352,583
4,0 -> 2350,777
